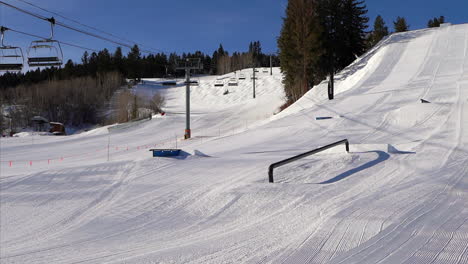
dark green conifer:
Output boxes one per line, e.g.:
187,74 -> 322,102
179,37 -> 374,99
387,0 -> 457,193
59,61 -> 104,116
369,15 -> 389,47
278,0 -> 323,103
394,16 -> 409,32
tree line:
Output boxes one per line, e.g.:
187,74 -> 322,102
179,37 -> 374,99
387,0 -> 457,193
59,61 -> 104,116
0,41 -> 277,132
212,41 -> 280,75
1,72 -> 123,132
0,41 -> 277,90
369,15 -> 446,47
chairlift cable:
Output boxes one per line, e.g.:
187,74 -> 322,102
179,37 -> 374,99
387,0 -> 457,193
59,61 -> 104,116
0,1 -> 48,21
0,1 -> 164,54
7,26 -> 99,52
12,0 -> 164,54
13,0 -> 134,45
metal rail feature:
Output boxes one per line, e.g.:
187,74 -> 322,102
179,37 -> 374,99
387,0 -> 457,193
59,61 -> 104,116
268,139 -> 350,183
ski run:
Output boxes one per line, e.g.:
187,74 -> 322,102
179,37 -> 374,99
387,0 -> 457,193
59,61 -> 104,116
1,24 -> 468,263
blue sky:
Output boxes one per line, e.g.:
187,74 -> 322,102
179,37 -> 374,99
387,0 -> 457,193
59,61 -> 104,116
1,0 -> 467,63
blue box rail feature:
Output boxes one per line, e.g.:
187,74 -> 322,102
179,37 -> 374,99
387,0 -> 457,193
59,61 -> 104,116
268,139 -> 350,183
150,149 -> 181,157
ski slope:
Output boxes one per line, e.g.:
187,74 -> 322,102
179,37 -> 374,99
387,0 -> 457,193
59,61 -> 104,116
1,24 -> 468,263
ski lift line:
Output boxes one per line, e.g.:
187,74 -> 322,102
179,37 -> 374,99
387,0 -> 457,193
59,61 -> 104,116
0,0 -> 47,21
12,0 -> 164,54
0,1 -> 166,54
7,27 -> 99,52
1,0 -> 135,49
13,0 -> 135,44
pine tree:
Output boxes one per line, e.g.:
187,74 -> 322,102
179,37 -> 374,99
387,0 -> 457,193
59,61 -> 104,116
428,19 -> 434,28
127,45 -> 142,80
81,51 -> 89,65
439,16 -> 445,25
369,15 -> 389,47
278,0 -> 323,103
217,44 -> 226,57
428,16 -> 445,28
317,0 -> 368,100
249,41 -> 263,66
394,16 -> 409,32
211,50 -> 219,75
88,52 -> 98,76
97,48 -> 112,73
113,47 -> 125,75
336,0 -> 369,68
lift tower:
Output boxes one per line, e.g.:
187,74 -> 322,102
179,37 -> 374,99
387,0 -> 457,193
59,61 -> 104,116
176,58 -> 203,139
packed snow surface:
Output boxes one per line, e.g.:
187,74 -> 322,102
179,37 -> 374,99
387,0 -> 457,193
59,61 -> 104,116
1,24 -> 468,263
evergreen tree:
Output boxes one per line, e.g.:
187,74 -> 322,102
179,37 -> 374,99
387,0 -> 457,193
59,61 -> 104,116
319,0 -> 369,75
249,41 -> 263,66
428,18 -> 436,28
278,0 -> 323,103
127,45 -> 142,80
337,0 -> 369,67
428,16 -> 445,28
62,59 -> 75,79
167,53 -> 178,76
217,44 -> 226,56
81,51 -> 89,65
439,16 -> 446,25
113,47 -> 125,75
369,15 -> 389,47
88,52 -> 99,76
211,50 -> 219,75
394,16 -> 409,32
97,48 -> 112,73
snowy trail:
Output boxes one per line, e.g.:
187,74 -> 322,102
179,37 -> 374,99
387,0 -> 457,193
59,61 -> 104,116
1,25 -> 468,263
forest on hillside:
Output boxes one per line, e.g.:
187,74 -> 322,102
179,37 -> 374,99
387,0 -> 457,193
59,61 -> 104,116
0,0 -> 447,134
0,41 -> 277,133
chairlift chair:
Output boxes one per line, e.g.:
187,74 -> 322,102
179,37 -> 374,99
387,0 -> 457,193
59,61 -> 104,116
27,39 -> 63,67
214,80 -> 224,87
27,17 -> 64,68
228,77 -> 238,86
0,26 -> 24,72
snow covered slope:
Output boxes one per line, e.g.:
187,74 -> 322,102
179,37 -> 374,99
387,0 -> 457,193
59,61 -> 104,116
1,24 -> 468,263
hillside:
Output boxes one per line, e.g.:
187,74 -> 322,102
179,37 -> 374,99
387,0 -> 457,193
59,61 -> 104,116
1,24 -> 467,263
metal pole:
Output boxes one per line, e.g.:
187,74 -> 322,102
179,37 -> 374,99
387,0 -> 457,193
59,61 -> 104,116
1,27 -> 5,47
107,135 -> 110,162
328,54 -> 334,100
185,66 -> 191,139
253,65 -> 256,99
328,70 -> 334,100
270,55 -> 272,75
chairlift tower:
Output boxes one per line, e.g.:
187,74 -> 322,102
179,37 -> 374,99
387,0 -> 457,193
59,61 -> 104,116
253,65 -> 256,99
176,58 -> 202,139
